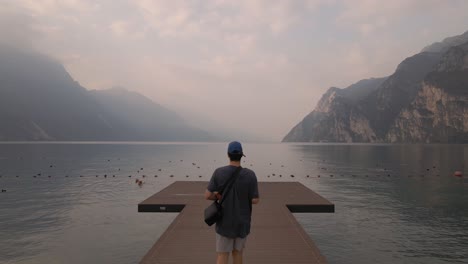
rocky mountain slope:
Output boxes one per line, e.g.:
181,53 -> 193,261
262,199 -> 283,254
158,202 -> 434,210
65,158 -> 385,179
283,31 -> 468,143
0,45 -> 212,141
387,42 -> 468,143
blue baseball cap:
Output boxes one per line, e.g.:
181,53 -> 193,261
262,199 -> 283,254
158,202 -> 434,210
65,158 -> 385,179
227,141 -> 246,157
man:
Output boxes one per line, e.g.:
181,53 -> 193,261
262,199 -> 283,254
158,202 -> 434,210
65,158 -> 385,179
205,141 -> 259,264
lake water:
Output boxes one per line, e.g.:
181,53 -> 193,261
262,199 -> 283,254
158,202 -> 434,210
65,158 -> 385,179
0,142 -> 467,264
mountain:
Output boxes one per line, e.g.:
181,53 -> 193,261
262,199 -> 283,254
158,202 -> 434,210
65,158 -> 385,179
89,87 -> 213,141
421,31 -> 468,53
0,46 -> 113,140
387,41 -> 468,143
283,31 -> 468,143
0,45 -> 213,141
283,77 -> 387,142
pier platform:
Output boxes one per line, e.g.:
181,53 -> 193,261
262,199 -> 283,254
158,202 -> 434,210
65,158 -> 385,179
138,181 -> 334,264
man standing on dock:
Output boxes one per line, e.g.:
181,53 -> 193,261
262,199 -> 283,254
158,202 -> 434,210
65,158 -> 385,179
205,141 -> 259,264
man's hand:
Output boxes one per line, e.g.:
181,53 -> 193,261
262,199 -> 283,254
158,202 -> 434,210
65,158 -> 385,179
205,190 -> 222,200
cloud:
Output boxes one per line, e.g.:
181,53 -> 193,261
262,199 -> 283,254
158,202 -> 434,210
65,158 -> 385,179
0,2 -> 38,48
336,0 -> 468,37
17,0 -> 99,15
109,20 -> 129,37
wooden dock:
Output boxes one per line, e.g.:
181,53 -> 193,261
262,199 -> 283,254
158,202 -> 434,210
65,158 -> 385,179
138,181 -> 334,264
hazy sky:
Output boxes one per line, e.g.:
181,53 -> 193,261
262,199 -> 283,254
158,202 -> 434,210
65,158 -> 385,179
1,0 -> 467,141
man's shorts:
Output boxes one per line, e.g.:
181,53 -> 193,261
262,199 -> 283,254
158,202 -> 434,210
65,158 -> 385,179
216,233 -> 247,253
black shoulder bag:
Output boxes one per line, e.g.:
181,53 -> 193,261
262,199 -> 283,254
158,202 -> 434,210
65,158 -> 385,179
204,166 -> 242,226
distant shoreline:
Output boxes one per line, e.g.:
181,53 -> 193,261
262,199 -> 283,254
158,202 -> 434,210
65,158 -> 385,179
0,141 -> 464,145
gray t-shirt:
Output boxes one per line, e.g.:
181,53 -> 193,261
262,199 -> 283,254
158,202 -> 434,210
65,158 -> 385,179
207,165 -> 259,238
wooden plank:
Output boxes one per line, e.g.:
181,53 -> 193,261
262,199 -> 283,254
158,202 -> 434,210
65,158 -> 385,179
139,181 -> 334,264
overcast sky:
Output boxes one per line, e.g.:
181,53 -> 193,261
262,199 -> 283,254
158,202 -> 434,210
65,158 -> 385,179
1,0 -> 467,141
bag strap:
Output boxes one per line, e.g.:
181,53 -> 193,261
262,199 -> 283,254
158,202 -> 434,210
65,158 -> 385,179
219,166 -> 242,205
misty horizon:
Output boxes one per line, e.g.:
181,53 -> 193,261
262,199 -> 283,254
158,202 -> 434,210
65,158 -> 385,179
1,1 -> 468,141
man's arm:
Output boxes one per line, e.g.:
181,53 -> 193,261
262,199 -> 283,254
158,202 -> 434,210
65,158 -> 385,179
206,170 -> 219,200
250,172 -> 260,204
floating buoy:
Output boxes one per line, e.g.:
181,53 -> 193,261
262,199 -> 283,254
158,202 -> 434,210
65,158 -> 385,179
454,171 -> 463,177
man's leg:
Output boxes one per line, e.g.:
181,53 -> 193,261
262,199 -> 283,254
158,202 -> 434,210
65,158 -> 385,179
232,249 -> 243,264
217,252 -> 229,264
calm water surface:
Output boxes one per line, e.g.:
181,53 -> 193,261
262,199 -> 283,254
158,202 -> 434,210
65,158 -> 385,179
0,143 -> 467,264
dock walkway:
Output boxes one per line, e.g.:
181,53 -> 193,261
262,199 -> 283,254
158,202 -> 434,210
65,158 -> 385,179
138,181 -> 334,264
